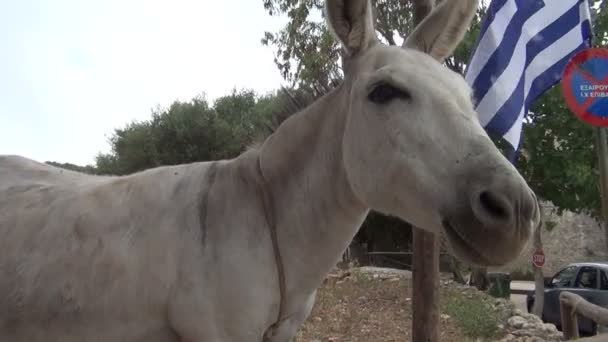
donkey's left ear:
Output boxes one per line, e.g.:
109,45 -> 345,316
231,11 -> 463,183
403,0 -> 478,62
325,0 -> 378,56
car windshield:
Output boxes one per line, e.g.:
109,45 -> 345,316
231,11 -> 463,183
551,266 -> 578,288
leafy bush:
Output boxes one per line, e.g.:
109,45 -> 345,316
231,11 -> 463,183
443,290 -> 501,340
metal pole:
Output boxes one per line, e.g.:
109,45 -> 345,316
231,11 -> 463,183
595,127 -> 608,250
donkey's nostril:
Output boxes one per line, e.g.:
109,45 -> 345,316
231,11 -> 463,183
479,191 -> 510,221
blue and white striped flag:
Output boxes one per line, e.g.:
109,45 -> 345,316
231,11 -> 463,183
465,0 -> 594,158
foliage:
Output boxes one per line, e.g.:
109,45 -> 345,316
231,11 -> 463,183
94,90 -> 279,175
442,289 -> 501,339
518,87 -> 601,218
261,0 -> 487,87
591,0 -> 608,47
261,0 -> 342,94
509,267 -> 536,281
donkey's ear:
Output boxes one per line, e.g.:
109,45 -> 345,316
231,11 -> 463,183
403,0 -> 478,62
325,0 -> 378,56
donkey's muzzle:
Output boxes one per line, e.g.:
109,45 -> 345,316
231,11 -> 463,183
470,186 -> 538,233
443,178 -> 540,267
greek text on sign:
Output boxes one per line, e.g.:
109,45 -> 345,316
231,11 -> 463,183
580,84 -> 608,98
561,48 -> 608,127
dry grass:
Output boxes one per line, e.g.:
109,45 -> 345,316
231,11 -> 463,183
293,268 -> 505,342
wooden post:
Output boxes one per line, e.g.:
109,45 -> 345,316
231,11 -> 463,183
560,292 -> 580,340
559,302 -> 579,340
595,128 -> 608,251
560,291 -> 608,340
412,227 -> 440,342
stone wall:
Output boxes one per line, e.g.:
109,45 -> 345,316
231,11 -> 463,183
492,201 -> 608,277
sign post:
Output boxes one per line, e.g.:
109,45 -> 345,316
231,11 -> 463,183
596,128 -> 608,250
561,47 -> 608,249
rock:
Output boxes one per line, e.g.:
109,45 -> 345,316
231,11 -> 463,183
541,323 -> 557,334
508,316 -> 528,329
523,337 -> 546,342
502,312 -> 564,341
512,328 -> 535,337
522,313 -> 543,324
498,333 -> 517,342
355,266 -> 412,278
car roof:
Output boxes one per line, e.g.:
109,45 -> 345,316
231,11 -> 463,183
566,262 -> 608,270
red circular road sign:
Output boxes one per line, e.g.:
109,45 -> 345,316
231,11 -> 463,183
532,249 -> 545,268
561,48 -> 608,127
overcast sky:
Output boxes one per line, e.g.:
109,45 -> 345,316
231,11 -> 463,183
0,0 -> 289,165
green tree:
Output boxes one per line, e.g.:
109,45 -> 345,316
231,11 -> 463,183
261,0 -> 487,92
95,90 -> 282,175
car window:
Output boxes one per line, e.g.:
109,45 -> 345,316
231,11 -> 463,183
551,266 -> 578,288
601,270 -> 608,290
574,267 -> 598,289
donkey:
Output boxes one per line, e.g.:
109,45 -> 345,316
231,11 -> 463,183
0,0 -> 540,341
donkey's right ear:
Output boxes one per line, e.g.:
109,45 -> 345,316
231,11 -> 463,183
325,0 -> 378,56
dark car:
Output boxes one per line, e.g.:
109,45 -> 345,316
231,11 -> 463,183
526,262 -> 608,336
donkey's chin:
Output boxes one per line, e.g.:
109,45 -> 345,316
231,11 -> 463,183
441,220 -> 524,267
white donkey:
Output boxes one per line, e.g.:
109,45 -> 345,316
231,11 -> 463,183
0,0 -> 540,341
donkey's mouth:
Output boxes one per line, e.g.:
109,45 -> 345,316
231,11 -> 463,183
441,220 -> 494,266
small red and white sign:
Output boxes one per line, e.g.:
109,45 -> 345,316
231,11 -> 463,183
532,249 -> 545,268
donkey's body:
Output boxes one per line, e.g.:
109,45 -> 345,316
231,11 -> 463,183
0,85 -> 369,341
0,0 -> 541,341
0,154 -> 304,341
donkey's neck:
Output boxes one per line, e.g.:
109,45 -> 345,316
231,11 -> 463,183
258,85 -> 369,304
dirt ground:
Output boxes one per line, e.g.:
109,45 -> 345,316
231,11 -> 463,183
293,269 -> 473,342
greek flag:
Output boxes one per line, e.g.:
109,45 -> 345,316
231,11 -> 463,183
465,0 -> 593,158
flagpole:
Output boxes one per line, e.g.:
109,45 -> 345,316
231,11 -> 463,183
595,127 -> 608,250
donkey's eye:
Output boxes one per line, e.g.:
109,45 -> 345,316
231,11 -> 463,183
368,83 -> 410,104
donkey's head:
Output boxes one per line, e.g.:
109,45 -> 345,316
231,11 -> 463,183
326,0 -> 540,266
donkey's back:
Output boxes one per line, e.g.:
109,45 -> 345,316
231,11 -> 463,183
0,153 -> 282,341
0,155 -> 103,190
0,155 -> 209,341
